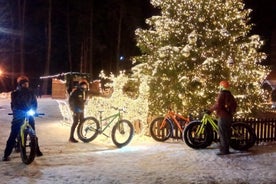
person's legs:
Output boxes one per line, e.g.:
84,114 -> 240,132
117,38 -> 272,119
217,117 -> 232,155
2,122 -> 21,161
69,113 -> 80,143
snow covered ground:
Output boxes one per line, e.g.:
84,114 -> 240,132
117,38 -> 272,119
0,97 -> 275,184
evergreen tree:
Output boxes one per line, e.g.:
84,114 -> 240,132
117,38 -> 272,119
132,0 -> 270,116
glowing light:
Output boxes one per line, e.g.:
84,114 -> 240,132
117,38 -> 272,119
119,56 -> 125,61
131,0 -> 270,117
27,109 -> 36,116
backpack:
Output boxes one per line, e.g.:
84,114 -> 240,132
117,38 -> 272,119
223,91 -> 237,115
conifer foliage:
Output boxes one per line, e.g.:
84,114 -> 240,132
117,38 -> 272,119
132,0 -> 270,116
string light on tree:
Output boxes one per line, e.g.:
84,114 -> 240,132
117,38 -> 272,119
132,0 -> 270,117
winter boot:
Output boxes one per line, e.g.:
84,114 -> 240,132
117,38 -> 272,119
69,137 -> 78,143
36,137 -> 43,157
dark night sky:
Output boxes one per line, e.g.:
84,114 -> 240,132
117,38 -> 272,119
22,0 -> 156,77
29,0 -> 275,75
245,0 -> 276,64
0,0 -> 275,91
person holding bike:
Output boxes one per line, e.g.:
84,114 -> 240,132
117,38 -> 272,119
210,80 -> 237,155
2,76 -> 43,161
68,79 -> 89,143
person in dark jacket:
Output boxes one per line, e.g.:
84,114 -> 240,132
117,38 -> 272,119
2,76 -> 43,161
210,80 -> 237,155
68,79 -> 89,143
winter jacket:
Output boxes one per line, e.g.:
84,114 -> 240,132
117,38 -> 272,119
11,87 -> 37,112
69,87 -> 87,113
210,90 -> 237,118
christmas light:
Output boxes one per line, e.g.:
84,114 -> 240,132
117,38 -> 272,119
132,0 -> 270,117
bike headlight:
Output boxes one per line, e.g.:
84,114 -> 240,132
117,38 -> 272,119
27,109 -> 35,116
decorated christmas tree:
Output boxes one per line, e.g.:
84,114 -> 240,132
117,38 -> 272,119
132,0 -> 270,117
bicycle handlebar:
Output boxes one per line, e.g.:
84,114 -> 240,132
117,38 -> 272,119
111,106 -> 127,112
8,112 -> 45,116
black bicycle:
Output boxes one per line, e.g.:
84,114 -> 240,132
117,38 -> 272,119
9,109 -> 44,164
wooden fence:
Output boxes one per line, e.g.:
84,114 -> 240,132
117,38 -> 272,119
235,118 -> 276,143
170,118 -> 276,144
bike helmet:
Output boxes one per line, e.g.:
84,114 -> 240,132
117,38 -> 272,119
17,75 -> 29,86
219,80 -> 230,90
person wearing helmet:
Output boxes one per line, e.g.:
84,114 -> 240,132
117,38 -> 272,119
68,79 -> 89,143
2,75 -> 43,161
210,80 -> 237,155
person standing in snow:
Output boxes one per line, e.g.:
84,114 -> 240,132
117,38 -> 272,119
2,75 -> 43,161
68,79 -> 89,143
210,80 -> 237,155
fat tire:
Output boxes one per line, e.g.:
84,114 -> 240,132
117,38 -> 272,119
183,121 -> 213,149
149,117 -> 173,142
77,117 -> 100,143
230,122 -> 256,151
20,128 -> 37,165
204,123 -> 214,147
111,120 -> 134,148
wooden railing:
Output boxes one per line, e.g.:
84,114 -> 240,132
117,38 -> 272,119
234,118 -> 276,143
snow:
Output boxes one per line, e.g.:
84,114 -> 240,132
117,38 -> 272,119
0,97 -> 275,184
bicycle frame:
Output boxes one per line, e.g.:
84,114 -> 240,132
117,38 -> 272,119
98,111 -> 121,133
77,107 -> 134,147
20,119 -> 35,146
196,113 -> 218,135
196,113 -> 245,140
160,110 -> 190,132
8,111 -> 36,147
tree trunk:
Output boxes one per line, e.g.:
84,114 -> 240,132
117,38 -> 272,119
66,2 -> 72,72
89,3 -> 93,77
43,0 -> 52,94
18,0 -> 26,74
116,4 -> 122,73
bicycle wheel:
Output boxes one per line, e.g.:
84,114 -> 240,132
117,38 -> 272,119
149,117 -> 173,142
183,121 -> 213,149
111,120 -> 134,148
77,117 -> 100,143
230,122 -> 257,151
20,128 -> 37,165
